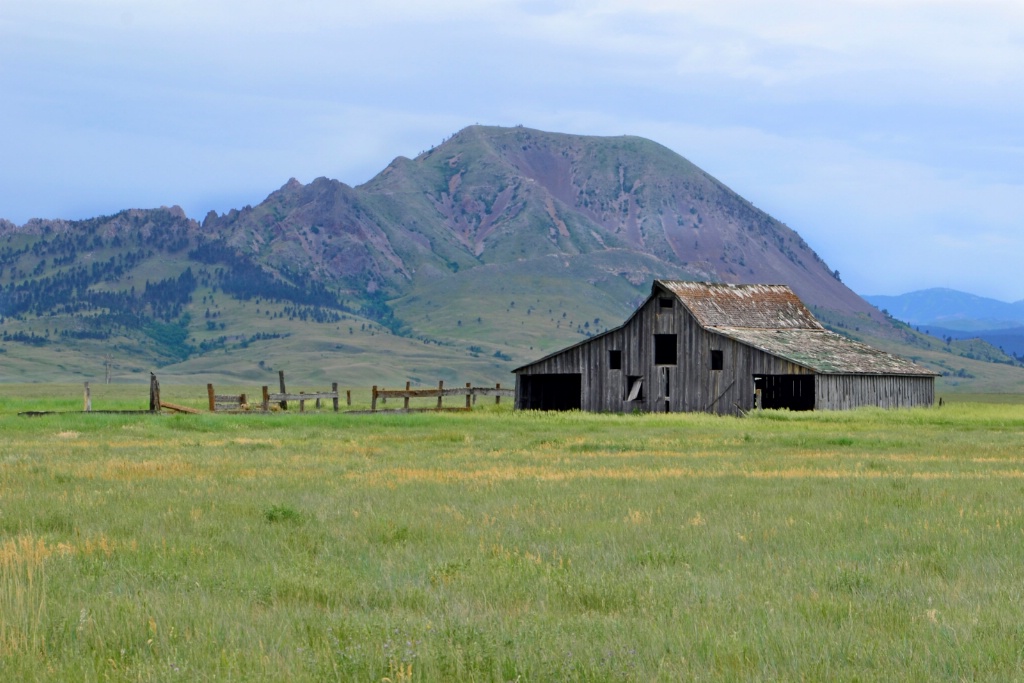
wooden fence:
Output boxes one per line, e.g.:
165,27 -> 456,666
371,381 -> 513,412
207,383 -> 343,413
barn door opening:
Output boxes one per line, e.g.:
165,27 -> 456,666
518,374 -> 582,411
753,375 -> 815,411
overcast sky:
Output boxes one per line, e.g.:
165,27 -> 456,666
2,0 -> 1022,301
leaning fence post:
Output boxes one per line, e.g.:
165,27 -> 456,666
437,380 -> 444,410
332,382 -> 339,412
496,382 -> 501,405
465,382 -> 472,410
278,370 -> 288,411
83,382 -> 92,412
207,384 -> 216,412
371,386 -> 378,412
346,390 -> 351,407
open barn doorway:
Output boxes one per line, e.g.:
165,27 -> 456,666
517,374 -> 582,411
753,374 -> 815,411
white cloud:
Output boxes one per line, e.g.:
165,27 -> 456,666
2,0 -> 1023,299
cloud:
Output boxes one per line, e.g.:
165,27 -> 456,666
2,0 -> 1022,299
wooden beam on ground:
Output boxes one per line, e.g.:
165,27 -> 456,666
160,401 -> 201,414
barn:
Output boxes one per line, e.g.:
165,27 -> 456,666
514,280 -> 936,414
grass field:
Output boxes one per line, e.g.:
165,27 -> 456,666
1,390 -> 1023,681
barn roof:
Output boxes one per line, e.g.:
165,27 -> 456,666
714,327 -> 936,376
657,281 -> 935,376
658,281 -> 823,330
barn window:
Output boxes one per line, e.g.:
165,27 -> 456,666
654,334 -> 677,365
711,350 -> 723,370
626,376 -> 644,401
608,349 -> 622,370
658,297 -> 674,310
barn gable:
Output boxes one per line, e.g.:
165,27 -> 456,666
514,280 -> 936,414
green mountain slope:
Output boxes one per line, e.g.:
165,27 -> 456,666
1,125 -> 1021,391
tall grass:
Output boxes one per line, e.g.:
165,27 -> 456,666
0,398 -> 1022,680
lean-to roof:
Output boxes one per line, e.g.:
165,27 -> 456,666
713,327 -> 936,376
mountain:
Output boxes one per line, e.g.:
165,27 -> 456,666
1,125 -> 1021,390
864,288 -> 1024,330
864,288 -> 1024,360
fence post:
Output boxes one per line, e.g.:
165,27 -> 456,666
262,386 -> 270,412
346,390 -> 351,407
315,392 -> 321,410
437,380 -> 444,410
466,383 -> 471,410
150,373 -> 161,413
495,382 -> 501,405
278,370 -> 288,411
207,384 -> 216,412
299,392 -> 306,413
371,386 -> 378,412
404,381 -> 410,410
332,382 -> 339,412
239,393 -> 247,411
83,382 -> 92,412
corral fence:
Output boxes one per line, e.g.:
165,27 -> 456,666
370,381 -> 513,413
19,371 -> 514,416
208,371 -> 345,413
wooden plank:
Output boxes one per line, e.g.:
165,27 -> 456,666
266,392 -> 339,402
160,401 -> 201,414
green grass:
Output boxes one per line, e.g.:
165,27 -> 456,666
1,397 -> 1023,680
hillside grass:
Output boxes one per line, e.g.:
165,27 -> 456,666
1,396 -> 1023,680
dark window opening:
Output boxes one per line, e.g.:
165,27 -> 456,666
626,375 -> 644,402
658,297 -> 674,310
517,374 -> 582,411
654,334 -> 677,365
609,349 -> 622,370
753,374 -> 815,411
711,350 -> 723,371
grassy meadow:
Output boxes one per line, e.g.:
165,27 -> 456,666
1,388 -> 1024,681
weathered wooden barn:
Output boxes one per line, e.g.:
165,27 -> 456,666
514,280 -> 936,414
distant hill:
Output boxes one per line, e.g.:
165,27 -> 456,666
864,288 -> 1024,330
864,288 -> 1024,361
2,125 -> 1021,390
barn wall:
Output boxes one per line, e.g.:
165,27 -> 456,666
514,284 -> 935,414
516,286 -> 813,415
816,375 -> 934,410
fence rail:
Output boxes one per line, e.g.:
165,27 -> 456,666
371,381 -> 513,412
207,382 -> 342,413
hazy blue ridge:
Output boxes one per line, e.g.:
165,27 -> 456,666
864,288 -> 1024,330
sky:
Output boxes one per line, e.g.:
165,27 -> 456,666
2,0 -> 1022,301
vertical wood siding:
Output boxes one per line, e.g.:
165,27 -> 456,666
515,284 -> 935,415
